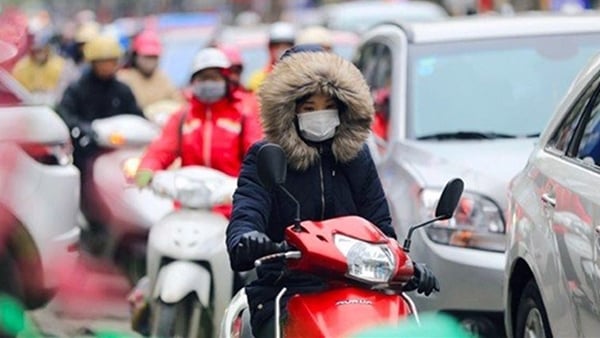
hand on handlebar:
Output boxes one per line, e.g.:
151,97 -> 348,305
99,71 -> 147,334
403,262 -> 440,296
134,169 -> 154,188
236,231 -> 281,262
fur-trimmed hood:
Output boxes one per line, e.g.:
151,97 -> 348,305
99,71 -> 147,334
258,52 -> 374,171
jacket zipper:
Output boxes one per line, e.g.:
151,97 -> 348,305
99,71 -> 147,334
319,146 -> 325,220
203,107 -> 213,167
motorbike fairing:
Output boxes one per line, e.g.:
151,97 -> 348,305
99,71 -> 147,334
153,260 -> 211,305
285,287 -> 411,337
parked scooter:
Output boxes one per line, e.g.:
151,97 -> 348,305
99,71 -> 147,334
219,144 -> 464,338
132,166 -> 238,338
80,114 -> 167,282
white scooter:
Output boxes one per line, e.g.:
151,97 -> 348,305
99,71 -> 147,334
81,114 -> 168,282
141,166 -> 238,338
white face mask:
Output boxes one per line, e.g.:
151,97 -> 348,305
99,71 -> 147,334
193,80 -> 226,103
297,109 -> 340,142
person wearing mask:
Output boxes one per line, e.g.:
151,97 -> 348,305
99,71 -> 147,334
218,43 -> 262,137
134,47 -> 262,188
226,48 -> 440,337
247,21 -> 295,92
11,30 -> 77,105
295,25 -> 333,52
117,30 -> 183,110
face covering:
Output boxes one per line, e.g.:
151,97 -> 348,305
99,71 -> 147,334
297,109 -> 340,142
193,80 -> 226,103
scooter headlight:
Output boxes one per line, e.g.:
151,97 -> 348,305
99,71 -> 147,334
334,234 -> 395,284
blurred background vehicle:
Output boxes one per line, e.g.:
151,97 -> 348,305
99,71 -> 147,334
355,13 -> 600,336
0,68 -> 80,312
505,53 -> 600,338
150,12 -> 221,88
320,0 -> 449,34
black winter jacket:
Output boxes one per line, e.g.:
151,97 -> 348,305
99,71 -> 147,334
57,69 -> 143,135
226,51 -> 396,336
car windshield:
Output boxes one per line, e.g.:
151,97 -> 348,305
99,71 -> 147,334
408,34 -> 600,139
327,4 -> 446,33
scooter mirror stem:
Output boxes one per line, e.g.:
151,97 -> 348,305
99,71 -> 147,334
278,185 -> 302,231
402,215 -> 445,252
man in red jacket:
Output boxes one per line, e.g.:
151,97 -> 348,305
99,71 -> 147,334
134,47 -> 262,186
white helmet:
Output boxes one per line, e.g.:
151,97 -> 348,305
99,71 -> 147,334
268,21 -> 296,45
190,48 -> 231,78
296,26 -> 333,49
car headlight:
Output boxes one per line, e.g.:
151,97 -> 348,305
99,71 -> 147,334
420,189 -> 505,252
334,234 -> 396,284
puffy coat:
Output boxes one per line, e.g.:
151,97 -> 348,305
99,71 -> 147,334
117,68 -> 183,109
138,95 -> 263,177
226,52 -> 396,334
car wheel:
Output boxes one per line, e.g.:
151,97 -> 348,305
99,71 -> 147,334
515,280 -> 552,338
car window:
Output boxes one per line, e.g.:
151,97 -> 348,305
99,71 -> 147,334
547,74 -> 600,155
576,96 -> 600,166
408,34 -> 600,139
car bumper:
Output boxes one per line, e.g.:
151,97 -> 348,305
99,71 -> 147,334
410,229 -> 505,313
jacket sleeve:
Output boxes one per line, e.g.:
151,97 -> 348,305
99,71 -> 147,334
226,143 -> 272,271
137,111 -> 183,171
354,145 -> 396,239
121,85 -> 144,117
56,84 -> 86,130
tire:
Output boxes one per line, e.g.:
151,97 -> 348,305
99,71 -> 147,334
0,252 -> 25,338
515,280 -> 553,338
150,297 -> 211,338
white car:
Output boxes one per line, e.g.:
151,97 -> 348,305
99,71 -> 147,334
0,69 -> 80,309
505,54 -> 600,337
355,14 -> 600,336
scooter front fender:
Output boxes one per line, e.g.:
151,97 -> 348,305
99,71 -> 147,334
218,288 -> 249,338
153,261 -> 211,306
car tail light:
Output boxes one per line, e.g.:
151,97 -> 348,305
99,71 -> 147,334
20,142 -> 73,166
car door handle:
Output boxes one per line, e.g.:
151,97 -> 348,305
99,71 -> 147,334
541,193 -> 556,208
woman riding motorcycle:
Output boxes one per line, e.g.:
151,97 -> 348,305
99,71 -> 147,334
226,47 -> 440,337
134,47 -> 263,188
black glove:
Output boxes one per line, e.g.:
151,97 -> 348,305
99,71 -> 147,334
403,262 -> 440,296
233,231 -> 280,269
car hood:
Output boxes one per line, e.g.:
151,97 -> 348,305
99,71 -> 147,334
390,138 -> 536,209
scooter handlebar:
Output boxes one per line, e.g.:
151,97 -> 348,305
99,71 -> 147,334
253,241 -> 299,267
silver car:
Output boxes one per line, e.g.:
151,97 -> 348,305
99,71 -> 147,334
355,14 -> 600,335
505,54 -> 600,337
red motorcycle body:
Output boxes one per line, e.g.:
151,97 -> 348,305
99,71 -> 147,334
281,215 -> 415,337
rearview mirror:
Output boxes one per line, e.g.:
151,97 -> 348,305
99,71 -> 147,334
257,144 -> 288,190
435,178 -> 464,220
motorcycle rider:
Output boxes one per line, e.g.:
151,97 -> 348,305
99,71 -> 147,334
117,30 -> 183,110
134,47 -> 262,187
226,48 -> 440,337
58,34 -> 143,166
57,34 -> 143,231
11,29 -> 77,105
247,21 -> 295,92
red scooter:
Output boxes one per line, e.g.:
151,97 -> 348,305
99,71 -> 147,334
219,144 -> 464,338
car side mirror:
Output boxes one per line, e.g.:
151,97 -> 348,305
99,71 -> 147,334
435,178 -> 464,220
